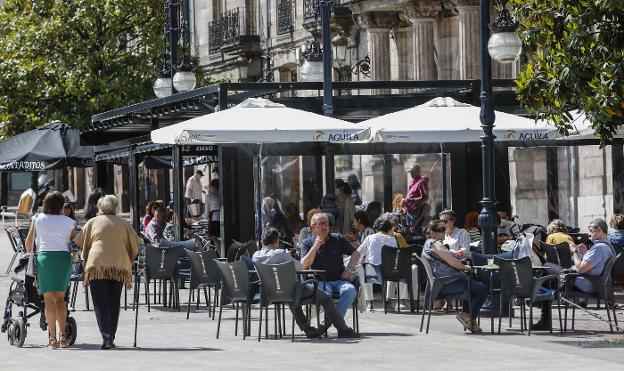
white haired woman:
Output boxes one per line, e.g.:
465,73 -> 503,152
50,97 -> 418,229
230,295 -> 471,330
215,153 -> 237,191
75,195 -> 140,349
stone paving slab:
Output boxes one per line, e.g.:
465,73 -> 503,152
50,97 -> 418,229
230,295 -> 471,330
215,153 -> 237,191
0,232 -> 622,370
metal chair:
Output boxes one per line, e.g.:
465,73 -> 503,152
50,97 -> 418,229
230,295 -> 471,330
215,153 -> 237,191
255,261 -> 305,342
493,256 -> 562,335
1,189 -> 35,226
364,244 -> 419,314
5,226 -> 26,275
226,240 -> 256,262
415,254 -> 471,334
562,253 -> 621,333
540,241 -> 574,269
185,249 -> 221,319
143,244 -> 182,311
215,260 -> 256,340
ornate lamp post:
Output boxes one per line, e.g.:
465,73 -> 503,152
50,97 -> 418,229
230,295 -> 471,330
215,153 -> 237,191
478,0 -> 522,255
153,0 -> 197,98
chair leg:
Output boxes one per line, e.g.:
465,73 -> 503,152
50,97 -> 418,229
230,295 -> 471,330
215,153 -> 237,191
291,308 -> 295,342
420,291 -> 428,333
242,303 -> 247,340
196,288 -> 201,310
528,300 -> 533,336
563,300 -> 568,333
5,251 -> 18,275
425,295 -> 433,334
146,282 -> 151,312
124,285 -> 128,311
257,304 -> 263,342
216,299 -> 223,339
549,300 -> 553,335
397,281 -> 401,313
606,302 -> 613,333
571,300 -> 576,331
408,281 -> 415,313
282,305 -> 287,336
498,294 -> 504,335
382,280 -> 387,315
557,297 -> 563,335
265,306 -> 269,339
85,284 -> 90,311
235,302 -> 239,336
273,305 -> 278,339
186,288 -> 192,319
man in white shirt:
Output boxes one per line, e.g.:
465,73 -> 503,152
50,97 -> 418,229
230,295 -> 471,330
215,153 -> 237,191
185,170 -> 204,202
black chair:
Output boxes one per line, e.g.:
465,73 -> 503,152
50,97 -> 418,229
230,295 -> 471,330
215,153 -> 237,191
144,244 -> 182,311
611,243 -> 624,287
540,241 -> 574,269
415,254 -> 471,334
226,240 -> 256,262
562,253 -> 621,333
186,250 -> 222,320
69,258 -> 90,311
364,245 -> 419,314
493,256 -> 562,335
255,261 -> 310,342
215,260 -> 254,340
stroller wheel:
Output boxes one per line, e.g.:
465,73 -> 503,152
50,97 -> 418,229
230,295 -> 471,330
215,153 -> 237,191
10,318 -> 26,347
65,316 -> 77,345
7,323 -> 14,345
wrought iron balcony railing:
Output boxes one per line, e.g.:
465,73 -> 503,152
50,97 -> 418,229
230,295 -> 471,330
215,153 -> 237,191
277,0 -> 294,35
222,7 -> 257,45
208,20 -> 222,55
303,0 -> 320,20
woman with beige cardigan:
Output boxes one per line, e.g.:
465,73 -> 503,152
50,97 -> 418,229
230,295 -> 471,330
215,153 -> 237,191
75,195 -> 140,349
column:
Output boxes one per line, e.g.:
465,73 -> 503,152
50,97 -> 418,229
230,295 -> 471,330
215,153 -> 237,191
402,1 -> 440,81
436,10 -> 460,80
358,12 -> 398,94
394,27 -> 413,81
456,0 -> 480,79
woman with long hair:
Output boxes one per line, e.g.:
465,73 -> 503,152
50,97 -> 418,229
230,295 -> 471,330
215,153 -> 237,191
84,188 -> 106,221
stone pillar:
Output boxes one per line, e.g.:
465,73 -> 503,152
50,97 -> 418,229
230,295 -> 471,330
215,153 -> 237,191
402,1 -> 440,81
456,0 -> 480,79
358,12 -> 399,94
394,27 -> 413,80
437,2 -> 460,80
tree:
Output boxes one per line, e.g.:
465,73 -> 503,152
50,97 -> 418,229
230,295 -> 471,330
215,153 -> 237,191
510,0 -> 624,143
0,0 -> 209,138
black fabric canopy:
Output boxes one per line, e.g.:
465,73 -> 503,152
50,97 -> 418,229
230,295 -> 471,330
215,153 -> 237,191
142,155 -> 218,169
0,121 -> 94,171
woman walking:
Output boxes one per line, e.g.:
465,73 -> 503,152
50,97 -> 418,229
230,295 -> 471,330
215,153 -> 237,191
25,192 -> 77,348
75,195 -> 140,349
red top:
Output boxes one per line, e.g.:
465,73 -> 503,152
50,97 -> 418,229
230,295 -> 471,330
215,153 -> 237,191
406,176 -> 428,212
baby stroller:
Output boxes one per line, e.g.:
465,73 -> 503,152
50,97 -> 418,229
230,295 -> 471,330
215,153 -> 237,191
1,254 -> 77,347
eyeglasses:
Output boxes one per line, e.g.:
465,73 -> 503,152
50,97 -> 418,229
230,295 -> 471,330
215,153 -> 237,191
588,226 -> 597,233
432,228 -> 446,233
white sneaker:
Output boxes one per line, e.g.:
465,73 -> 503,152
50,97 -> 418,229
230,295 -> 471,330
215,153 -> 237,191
367,301 -> 375,312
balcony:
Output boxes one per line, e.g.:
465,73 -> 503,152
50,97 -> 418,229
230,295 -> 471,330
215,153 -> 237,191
277,0 -> 294,36
208,20 -> 222,55
220,7 -> 260,55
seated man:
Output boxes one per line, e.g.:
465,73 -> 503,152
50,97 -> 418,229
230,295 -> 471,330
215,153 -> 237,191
568,218 -> 615,293
145,206 -> 166,242
300,213 -> 360,319
253,228 -> 358,338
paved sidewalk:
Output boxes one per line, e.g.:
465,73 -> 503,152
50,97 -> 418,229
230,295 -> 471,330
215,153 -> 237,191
0,231 -> 622,370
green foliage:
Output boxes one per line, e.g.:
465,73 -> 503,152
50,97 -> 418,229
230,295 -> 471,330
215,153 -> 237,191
510,0 -> 624,144
0,0 -> 210,139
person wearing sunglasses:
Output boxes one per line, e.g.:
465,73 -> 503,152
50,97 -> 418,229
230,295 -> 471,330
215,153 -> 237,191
421,220 -> 488,332
439,210 -> 471,259
568,218 -> 615,294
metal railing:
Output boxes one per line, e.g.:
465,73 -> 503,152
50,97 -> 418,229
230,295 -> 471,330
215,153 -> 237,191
303,0 -> 320,20
208,20 -> 222,55
277,0 -> 294,35
222,7 -> 257,45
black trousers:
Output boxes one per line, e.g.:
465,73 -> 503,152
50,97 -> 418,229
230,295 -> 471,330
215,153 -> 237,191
89,279 -> 123,341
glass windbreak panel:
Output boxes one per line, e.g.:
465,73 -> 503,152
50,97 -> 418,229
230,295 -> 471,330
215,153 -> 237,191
335,155 -> 384,207
557,145 -> 612,229
391,153 -> 451,223
508,147 -> 548,225
10,172 -> 31,191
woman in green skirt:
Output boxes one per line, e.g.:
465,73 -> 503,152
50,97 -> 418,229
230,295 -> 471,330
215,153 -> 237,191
25,191 -> 77,349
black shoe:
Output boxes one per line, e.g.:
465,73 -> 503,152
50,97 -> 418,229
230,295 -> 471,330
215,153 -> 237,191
303,326 -> 322,338
101,340 -> 114,350
337,328 -> 360,338
530,320 -> 551,331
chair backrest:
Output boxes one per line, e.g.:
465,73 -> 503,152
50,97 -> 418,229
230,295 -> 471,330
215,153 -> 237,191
226,240 -> 256,262
540,241 -> 573,268
187,249 -> 221,289
493,256 -> 534,297
414,253 -> 436,285
17,189 -> 35,215
215,260 -> 250,301
144,245 -> 182,280
254,261 -> 298,305
600,253 -> 621,290
5,226 -> 22,252
380,244 -> 416,281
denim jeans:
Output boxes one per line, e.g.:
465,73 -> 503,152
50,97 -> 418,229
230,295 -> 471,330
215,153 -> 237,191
318,280 -> 357,317
439,276 -> 488,319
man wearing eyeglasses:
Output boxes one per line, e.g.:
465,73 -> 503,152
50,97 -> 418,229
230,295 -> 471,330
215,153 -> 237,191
568,218 -> 615,293
301,213 -> 361,322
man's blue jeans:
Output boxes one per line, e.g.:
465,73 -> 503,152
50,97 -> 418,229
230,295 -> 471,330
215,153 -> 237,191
319,280 -> 357,317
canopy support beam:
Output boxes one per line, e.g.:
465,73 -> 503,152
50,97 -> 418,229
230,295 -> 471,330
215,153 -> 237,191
172,145 -> 184,241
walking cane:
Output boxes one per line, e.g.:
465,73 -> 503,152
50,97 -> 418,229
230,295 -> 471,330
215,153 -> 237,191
559,296 -> 624,332
133,265 -> 140,347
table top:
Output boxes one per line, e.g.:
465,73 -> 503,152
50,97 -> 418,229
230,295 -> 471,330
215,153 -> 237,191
248,269 -> 326,274
471,265 -> 550,270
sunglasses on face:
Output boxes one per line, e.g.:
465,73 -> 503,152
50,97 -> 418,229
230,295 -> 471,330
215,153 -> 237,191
432,228 -> 446,233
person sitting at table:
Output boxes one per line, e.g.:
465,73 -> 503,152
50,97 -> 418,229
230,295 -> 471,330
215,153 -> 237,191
463,211 -> 481,244
253,228 -> 359,338
545,219 -> 575,246
568,218 -> 615,293
344,209 -> 374,246
145,206 -> 166,242
142,201 -> 158,231
300,213 -> 360,319
357,213 -> 419,312
422,220 -> 488,332
607,214 -> 624,247
440,210 -> 471,259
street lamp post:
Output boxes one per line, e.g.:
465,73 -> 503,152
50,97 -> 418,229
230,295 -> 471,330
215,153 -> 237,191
478,0 -> 522,255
